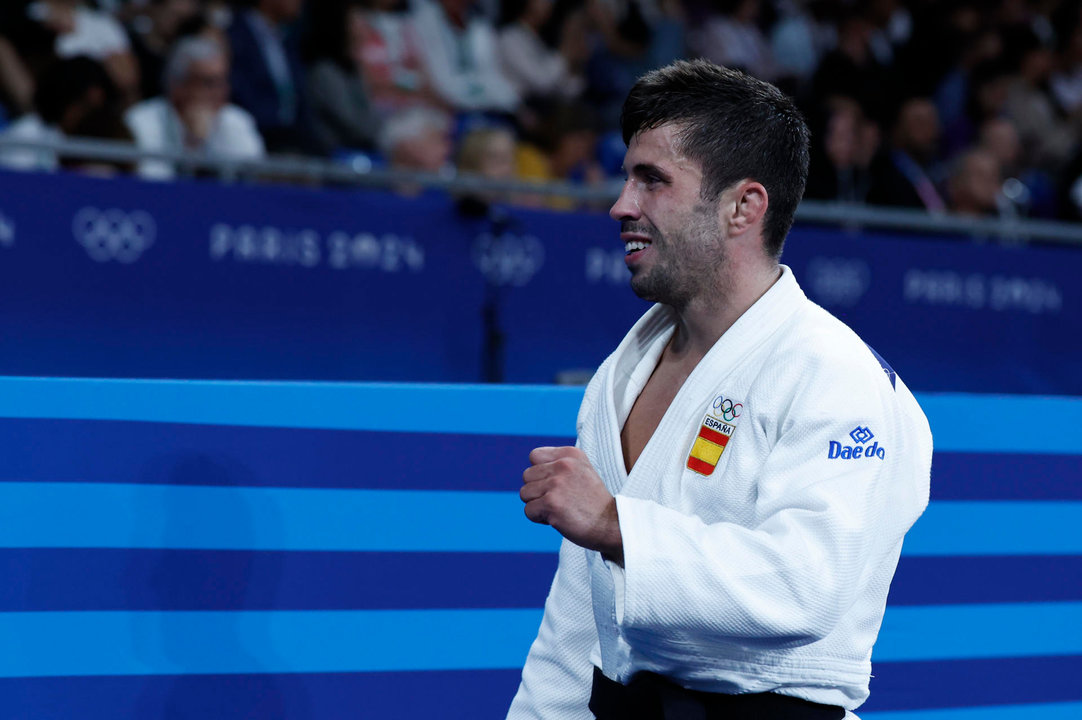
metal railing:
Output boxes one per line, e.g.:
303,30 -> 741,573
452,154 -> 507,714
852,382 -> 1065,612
3,135 -> 1081,246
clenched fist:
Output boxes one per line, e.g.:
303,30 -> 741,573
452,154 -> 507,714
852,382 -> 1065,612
521,446 -> 624,565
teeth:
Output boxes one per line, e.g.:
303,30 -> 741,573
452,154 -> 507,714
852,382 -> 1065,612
625,240 -> 650,254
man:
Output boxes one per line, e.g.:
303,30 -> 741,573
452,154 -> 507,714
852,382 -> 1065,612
125,36 -> 265,180
508,60 -> 932,720
227,0 -> 317,153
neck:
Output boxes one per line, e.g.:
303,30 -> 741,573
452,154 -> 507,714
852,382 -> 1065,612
668,261 -> 781,360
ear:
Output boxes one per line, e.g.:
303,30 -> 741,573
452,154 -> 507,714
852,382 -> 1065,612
725,180 -> 768,238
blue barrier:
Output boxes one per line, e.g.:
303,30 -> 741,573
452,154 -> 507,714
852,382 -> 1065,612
1,170 -> 1080,393
1,377 -> 1079,719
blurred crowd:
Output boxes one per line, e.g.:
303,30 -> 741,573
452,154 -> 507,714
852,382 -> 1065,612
5,0 -> 1082,220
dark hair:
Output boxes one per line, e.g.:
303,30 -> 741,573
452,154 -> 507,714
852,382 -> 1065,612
35,56 -> 116,127
620,60 -> 810,258
301,0 -> 365,68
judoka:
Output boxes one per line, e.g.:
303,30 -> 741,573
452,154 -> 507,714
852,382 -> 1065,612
508,60 -> 933,720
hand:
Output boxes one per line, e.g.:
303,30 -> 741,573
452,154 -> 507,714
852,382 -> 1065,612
180,103 -> 217,146
521,446 -> 623,564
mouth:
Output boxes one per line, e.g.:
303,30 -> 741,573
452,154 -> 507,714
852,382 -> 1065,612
622,234 -> 652,264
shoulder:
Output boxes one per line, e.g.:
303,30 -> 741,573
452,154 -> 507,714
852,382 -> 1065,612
124,98 -> 169,128
752,295 -> 905,420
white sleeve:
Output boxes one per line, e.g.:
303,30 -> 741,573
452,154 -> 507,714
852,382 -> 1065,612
497,28 -> 568,97
615,370 -> 930,658
507,538 -> 597,720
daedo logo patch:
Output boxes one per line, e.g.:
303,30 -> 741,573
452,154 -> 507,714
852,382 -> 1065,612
828,426 -> 886,460
687,394 -> 743,476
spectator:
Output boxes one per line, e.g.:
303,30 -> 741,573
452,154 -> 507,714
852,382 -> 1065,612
353,0 -> 445,117
805,97 -> 879,203
1002,27 -> 1079,172
811,7 -> 892,123
770,0 -> 837,93
978,116 -> 1056,218
455,124 -> 521,207
946,148 -> 1003,217
380,105 -> 453,175
124,36 -> 265,179
458,125 -> 517,179
412,0 -> 520,114
227,0 -> 317,153
124,0 -> 202,101
941,57 -> 1012,158
497,0 -> 587,103
868,96 -> 946,211
691,0 -> 777,81
50,0 -> 141,105
0,56 -> 117,171
0,36 -> 35,118
515,101 -> 603,209
302,0 -> 382,155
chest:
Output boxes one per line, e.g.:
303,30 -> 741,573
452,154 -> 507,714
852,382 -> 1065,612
620,359 -> 692,473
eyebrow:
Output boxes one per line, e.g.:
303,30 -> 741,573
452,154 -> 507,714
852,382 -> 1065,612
623,162 -> 672,182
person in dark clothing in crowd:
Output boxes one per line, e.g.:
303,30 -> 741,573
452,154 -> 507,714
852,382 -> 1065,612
227,0 -> 318,154
868,96 -> 946,211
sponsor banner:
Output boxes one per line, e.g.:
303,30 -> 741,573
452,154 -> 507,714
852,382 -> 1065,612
0,171 -> 1080,391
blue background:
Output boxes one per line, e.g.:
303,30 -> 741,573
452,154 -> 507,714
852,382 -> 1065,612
0,378 -> 1080,719
0,169 -> 1078,392
1,169 -> 1080,718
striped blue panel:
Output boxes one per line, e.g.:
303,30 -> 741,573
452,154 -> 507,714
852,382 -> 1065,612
861,701 -> 1082,720
0,418 -> 568,492
0,670 -> 525,720
6,418 -> 1080,500
1,602 -> 1079,678
0,549 -> 559,611
0,482 -> 562,552
904,501 -> 1082,556
2,550 -> 1077,612
929,452 -> 1082,500
887,556 -> 1082,605
2,377 -> 1082,454
866,655 -> 1082,711
874,602 -> 1082,661
0,608 -> 544,678
0,377 -> 583,437
2,482 -> 1079,556
3,657 -> 1081,718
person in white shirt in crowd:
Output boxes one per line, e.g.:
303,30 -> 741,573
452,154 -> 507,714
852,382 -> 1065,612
496,0 -> 587,103
124,35 -> 265,180
412,0 -> 520,114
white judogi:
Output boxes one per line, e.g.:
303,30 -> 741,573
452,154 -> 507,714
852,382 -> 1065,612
508,266 -> 932,719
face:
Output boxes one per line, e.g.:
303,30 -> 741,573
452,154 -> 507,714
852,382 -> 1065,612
173,55 -> 229,113
609,124 -> 726,309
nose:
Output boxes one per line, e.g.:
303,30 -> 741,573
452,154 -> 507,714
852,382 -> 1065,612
609,179 -> 640,222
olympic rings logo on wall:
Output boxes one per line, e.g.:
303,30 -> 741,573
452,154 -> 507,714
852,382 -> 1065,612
72,207 -> 156,263
711,395 -> 743,422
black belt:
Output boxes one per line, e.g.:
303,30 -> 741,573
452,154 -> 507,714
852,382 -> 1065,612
589,666 -> 846,720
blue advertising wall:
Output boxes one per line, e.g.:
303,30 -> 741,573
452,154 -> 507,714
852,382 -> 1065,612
0,377 -> 1080,719
0,169 -> 1080,393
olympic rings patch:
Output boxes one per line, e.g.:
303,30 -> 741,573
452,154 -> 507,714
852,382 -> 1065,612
711,395 -> 743,423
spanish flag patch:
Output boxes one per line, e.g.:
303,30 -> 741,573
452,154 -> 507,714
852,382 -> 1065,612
687,395 -> 743,476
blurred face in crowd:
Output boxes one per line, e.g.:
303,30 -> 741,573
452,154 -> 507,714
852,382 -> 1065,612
894,99 -> 940,161
260,0 -> 305,24
825,104 -> 861,170
979,118 -> 1021,173
172,54 -> 230,115
949,150 -> 1002,216
394,127 -> 452,173
152,0 -> 201,38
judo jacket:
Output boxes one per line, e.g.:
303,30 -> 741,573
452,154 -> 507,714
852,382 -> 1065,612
507,266 -> 933,719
